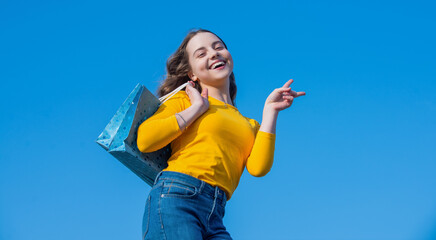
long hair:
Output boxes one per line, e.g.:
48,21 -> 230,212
157,29 -> 237,105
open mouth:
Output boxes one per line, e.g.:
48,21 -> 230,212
210,61 -> 226,70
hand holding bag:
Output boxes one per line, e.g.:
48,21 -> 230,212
96,83 -> 188,185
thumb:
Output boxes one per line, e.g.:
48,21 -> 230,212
201,87 -> 208,98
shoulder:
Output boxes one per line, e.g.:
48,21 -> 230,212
161,90 -> 191,110
172,90 -> 189,100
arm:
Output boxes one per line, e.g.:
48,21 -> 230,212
246,79 -> 306,176
137,81 -> 208,152
173,82 -> 209,130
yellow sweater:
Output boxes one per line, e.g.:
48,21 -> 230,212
137,91 -> 275,199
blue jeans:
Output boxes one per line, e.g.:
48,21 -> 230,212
142,171 -> 232,240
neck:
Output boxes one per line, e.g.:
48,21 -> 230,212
199,80 -> 232,105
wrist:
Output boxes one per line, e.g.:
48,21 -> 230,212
175,113 -> 187,131
261,106 -> 279,134
187,104 -> 207,119
263,105 -> 279,117
190,103 -> 208,116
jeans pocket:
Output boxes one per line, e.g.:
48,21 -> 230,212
161,179 -> 197,198
142,195 -> 151,240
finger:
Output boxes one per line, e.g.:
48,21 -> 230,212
186,83 -> 194,93
282,79 -> 294,88
276,87 -> 292,93
283,95 -> 294,101
201,87 -> 208,98
281,89 -> 305,97
289,90 -> 299,97
185,81 -> 199,97
295,91 -> 306,97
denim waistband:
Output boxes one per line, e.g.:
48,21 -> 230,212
154,171 -> 227,204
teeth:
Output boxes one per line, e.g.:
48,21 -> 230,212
211,61 -> 225,69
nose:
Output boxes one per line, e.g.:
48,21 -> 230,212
209,48 -> 220,59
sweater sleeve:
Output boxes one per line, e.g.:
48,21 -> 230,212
136,93 -> 188,153
245,120 -> 276,177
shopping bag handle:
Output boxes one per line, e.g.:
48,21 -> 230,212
158,82 -> 189,104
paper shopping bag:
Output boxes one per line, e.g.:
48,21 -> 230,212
96,84 -> 171,186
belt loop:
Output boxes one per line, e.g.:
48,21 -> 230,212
153,171 -> 164,185
199,181 -> 205,194
214,186 -> 219,198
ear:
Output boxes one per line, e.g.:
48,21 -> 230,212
188,71 -> 198,81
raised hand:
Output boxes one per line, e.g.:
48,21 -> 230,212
259,79 -> 305,134
185,81 -> 209,115
264,79 -> 305,112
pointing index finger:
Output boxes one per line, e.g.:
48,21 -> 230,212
282,79 -> 294,88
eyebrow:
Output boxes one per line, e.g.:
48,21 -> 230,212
193,41 -> 223,56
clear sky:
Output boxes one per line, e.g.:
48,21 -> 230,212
1,0 -> 435,239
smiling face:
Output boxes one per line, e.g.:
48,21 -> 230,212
186,32 -> 234,89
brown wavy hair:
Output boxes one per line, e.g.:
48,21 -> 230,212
157,29 -> 237,106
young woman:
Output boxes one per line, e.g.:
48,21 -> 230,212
137,29 -> 305,240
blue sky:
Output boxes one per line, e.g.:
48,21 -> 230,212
1,0 -> 435,239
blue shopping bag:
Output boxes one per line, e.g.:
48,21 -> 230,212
96,83 -> 186,185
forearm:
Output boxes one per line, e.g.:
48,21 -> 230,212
175,104 -> 205,130
246,131 -> 276,177
137,104 -> 205,152
259,106 -> 279,134
247,106 -> 278,177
